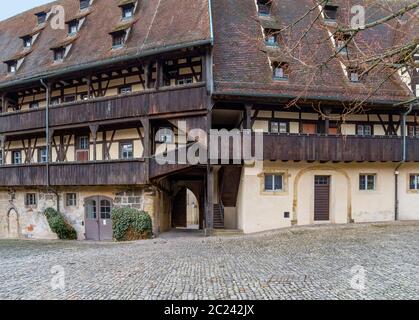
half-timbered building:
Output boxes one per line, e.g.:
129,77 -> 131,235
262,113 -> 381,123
0,0 -> 418,240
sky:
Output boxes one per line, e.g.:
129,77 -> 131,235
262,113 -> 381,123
0,0 -> 53,21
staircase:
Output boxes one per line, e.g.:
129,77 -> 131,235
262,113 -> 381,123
213,204 -> 224,229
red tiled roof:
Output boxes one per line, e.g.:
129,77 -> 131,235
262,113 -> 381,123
0,0 -> 211,86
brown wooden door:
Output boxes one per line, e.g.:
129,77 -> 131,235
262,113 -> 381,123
314,176 -> 330,221
172,189 -> 187,228
85,196 -> 113,241
76,150 -> 89,162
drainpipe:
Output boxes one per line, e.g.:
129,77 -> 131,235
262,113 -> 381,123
40,79 -> 50,188
395,104 -> 413,221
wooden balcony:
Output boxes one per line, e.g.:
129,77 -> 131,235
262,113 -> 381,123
0,84 -> 207,134
262,134 -> 419,162
0,160 -> 146,187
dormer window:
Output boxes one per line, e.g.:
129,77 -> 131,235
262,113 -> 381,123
272,62 -> 290,80
53,47 -> 66,62
68,20 -> 79,35
80,0 -> 90,10
257,0 -> 272,16
35,12 -> 47,25
323,5 -> 338,21
6,61 -> 17,74
348,67 -> 360,82
264,29 -> 279,46
121,4 -> 135,20
23,36 -> 32,48
111,31 -> 126,48
334,33 -> 350,54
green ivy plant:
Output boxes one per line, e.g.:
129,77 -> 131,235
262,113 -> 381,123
112,208 -> 152,241
44,208 -> 77,240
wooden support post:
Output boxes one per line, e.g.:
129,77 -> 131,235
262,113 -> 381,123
144,63 -> 150,89
245,104 -> 252,130
140,117 -> 151,182
0,135 -> 5,165
155,60 -> 164,89
87,76 -> 92,99
1,93 -> 6,113
89,125 -> 99,161
324,107 -> 331,135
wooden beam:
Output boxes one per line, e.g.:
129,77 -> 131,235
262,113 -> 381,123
245,104 -> 252,130
89,125 -> 99,161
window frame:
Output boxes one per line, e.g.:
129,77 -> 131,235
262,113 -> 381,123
121,4 -> 135,19
77,136 -> 90,150
272,62 -> 290,80
53,47 -> 66,62
23,36 -> 32,48
36,12 -> 47,25
156,127 -> 174,144
66,193 -> 77,207
264,174 -> 283,192
38,147 -> 48,163
118,85 -> 132,95
12,150 -> 22,165
359,174 -> 376,191
270,120 -> 289,134
112,31 -> 126,48
119,141 -> 134,160
25,193 -> 37,206
80,0 -> 90,10
29,101 -> 39,109
356,124 -> 373,136
68,20 -> 79,35
323,5 -> 338,21
7,61 -> 17,73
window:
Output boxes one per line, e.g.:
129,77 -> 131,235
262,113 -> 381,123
264,174 -> 283,192
66,193 -> 77,207
359,174 -> 376,191
157,128 -> 174,143
334,33 -> 350,54
7,61 -> 17,73
36,12 -> 47,25
348,68 -> 361,82
270,121 -> 288,134
119,85 -> 132,95
257,0 -> 272,15
408,124 -> 419,137
38,148 -> 48,163
29,101 -> 39,109
12,151 -> 22,164
53,47 -> 66,62
50,97 -> 61,105
0,150 -> 3,165
323,5 -> 338,21
120,141 -> 134,159
78,136 -> 89,150
176,77 -> 194,85
122,4 -> 135,19
81,93 -> 91,101
23,36 -> 32,48
68,20 -> 79,35
410,174 -> 419,190
264,29 -> 279,46
112,31 -> 126,48
25,193 -> 37,206
357,124 -> 373,136
272,62 -> 289,80
64,95 -> 76,103
80,0 -> 90,10
100,200 -> 112,219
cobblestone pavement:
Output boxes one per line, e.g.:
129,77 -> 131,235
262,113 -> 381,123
0,222 -> 418,300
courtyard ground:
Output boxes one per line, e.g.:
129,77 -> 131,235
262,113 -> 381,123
0,222 -> 418,300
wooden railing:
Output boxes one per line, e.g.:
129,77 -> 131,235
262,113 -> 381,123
0,160 -> 146,187
0,84 -> 207,134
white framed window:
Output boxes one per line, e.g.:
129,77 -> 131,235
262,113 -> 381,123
68,21 -> 79,35
357,124 -> 373,136
119,85 -> 132,95
120,141 -> 134,159
66,193 -> 77,207
78,136 -> 89,150
112,31 -> 126,48
271,121 -> 288,134
53,47 -> 66,62
264,174 -> 283,192
0,150 -> 3,165
122,5 -> 134,19
409,174 -> 419,190
38,148 -> 48,163
359,174 -> 376,191
272,62 -> 289,80
7,61 -> 17,73
12,151 -> 22,164
23,36 -> 32,48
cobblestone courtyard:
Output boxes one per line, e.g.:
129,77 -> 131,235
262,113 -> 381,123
0,222 -> 418,300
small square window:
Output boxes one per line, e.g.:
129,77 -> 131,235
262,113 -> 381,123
53,47 -> 66,62
12,150 -> 22,164
78,136 -> 89,150
0,150 -> 3,165
25,193 -> 37,206
38,148 -> 48,163
264,174 -> 283,192
68,21 -> 79,35
29,101 -> 39,109
7,61 -> 17,73
265,29 -> 279,46
80,0 -> 90,10
119,85 -> 132,95
66,193 -> 77,207
50,97 -> 61,105
410,174 -> 419,190
324,5 -> 338,21
359,174 -> 376,191
122,4 -> 134,19
23,36 -> 32,48
120,142 -> 134,160
271,121 -> 288,134
272,62 -> 289,80
36,12 -> 47,25
257,0 -> 272,16
357,124 -> 373,136
112,31 -> 126,48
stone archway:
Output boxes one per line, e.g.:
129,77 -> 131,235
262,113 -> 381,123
171,185 -> 204,230
292,166 -> 353,225
7,207 -> 20,239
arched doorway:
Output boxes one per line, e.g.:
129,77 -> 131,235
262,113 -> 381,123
84,196 -> 113,241
172,188 -> 200,229
7,208 -> 20,239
